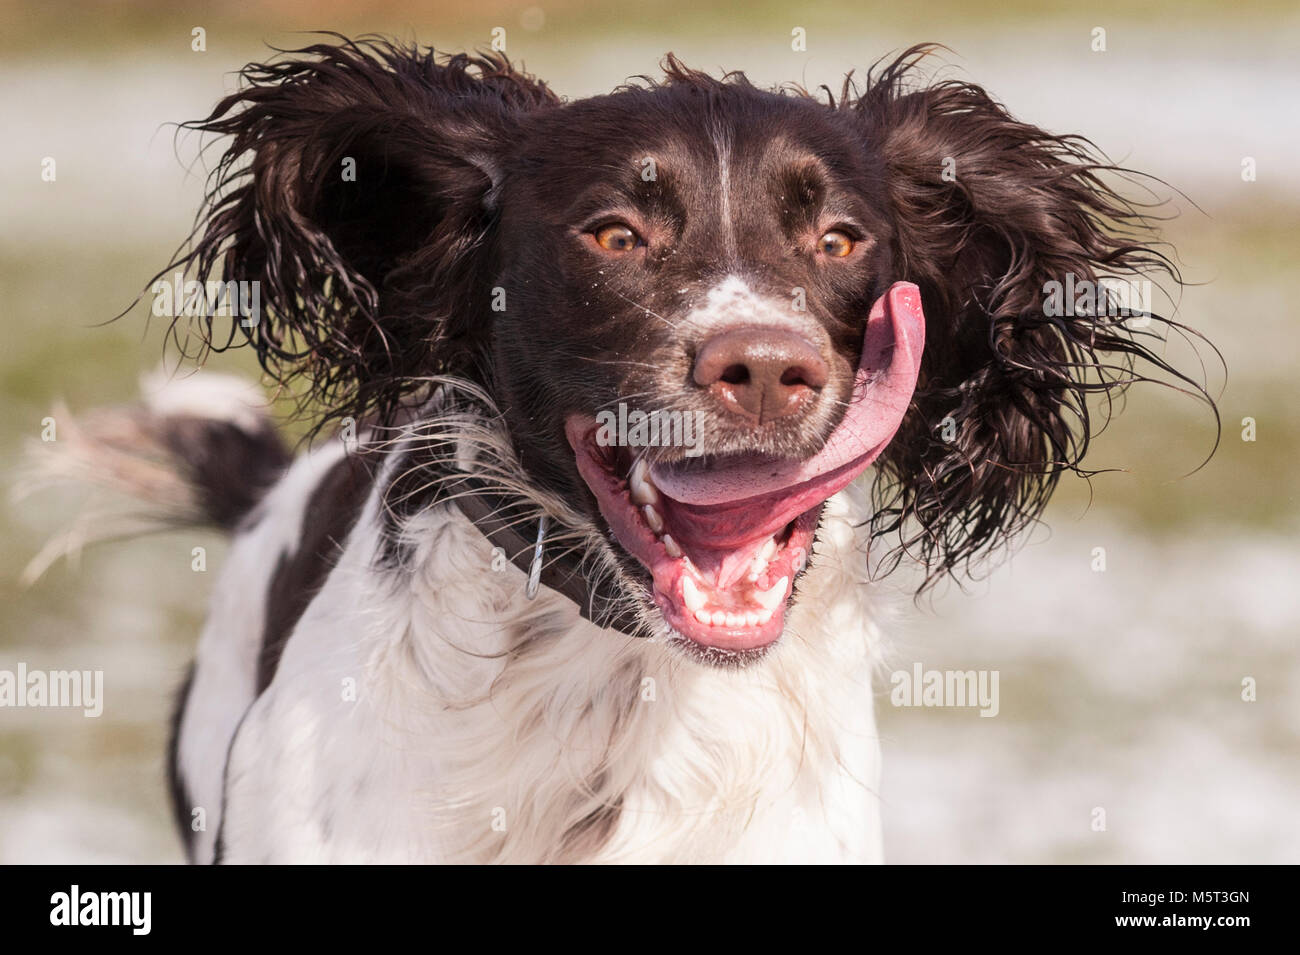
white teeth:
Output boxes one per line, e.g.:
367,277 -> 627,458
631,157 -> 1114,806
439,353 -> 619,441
662,534 -> 682,558
683,608 -> 759,628
642,504 -> 664,534
747,538 -> 777,583
790,547 -> 807,574
754,576 -> 789,612
630,462 -> 665,536
676,549 -> 788,629
681,576 -> 706,612
629,459 -> 660,506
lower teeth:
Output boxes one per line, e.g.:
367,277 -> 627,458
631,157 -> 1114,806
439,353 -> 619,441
693,608 -> 773,627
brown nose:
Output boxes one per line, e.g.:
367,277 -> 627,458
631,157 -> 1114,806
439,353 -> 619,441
692,327 -> 828,423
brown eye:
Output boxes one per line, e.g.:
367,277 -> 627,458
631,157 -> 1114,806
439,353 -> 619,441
593,223 -> 641,252
818,230 -> 854,258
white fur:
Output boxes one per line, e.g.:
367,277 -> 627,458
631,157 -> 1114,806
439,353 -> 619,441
685,274 -> 820,340
167,386 -> 886,864
198,462 -> 885,863
713,124 -> 739,266
141,367 -> 271,435
177,441 -> 349,862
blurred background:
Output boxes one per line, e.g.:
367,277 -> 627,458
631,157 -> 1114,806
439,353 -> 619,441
1,0 -> 1296,863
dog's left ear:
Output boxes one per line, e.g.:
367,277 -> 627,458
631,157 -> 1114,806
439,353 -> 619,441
162,37 -> 557,426
852,48 -> 1214,584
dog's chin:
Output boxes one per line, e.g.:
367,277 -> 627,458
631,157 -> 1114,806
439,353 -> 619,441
659,626 -> 786,668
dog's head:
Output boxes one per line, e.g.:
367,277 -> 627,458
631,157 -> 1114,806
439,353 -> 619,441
165,38 -> 1211,663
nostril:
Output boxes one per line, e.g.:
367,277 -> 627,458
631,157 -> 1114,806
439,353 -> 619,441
779,366 -> 820,389
719,364 -> 750,386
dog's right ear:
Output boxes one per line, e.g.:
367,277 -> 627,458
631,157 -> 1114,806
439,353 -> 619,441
161,36 -> 557,425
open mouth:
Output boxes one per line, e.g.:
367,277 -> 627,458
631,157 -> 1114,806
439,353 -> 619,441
565,282 -> 926,656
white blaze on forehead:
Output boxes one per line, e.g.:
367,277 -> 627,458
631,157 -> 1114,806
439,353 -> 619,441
712,122 -> 738,266
683,274 -> 812,336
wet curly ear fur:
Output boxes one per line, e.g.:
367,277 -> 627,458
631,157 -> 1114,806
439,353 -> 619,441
155,34 -> 559,428
850,46 -> 1218,586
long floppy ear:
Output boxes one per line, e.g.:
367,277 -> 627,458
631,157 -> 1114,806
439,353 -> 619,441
853,47 -> 1217,585
159,35 -> 558,426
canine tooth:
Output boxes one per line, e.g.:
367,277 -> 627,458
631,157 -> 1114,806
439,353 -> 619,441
757,608 -> 774,625
662,534 -> 682,558
628,459 -> 660,505
710,610 -> 727,627
754,576 -> 789,612
759,537 -> 778,561
642,504 -> 664,534
681,576 -> 706,612
694,609 -> 712,625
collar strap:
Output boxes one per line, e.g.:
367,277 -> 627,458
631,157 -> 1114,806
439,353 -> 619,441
449,474 -> 643,636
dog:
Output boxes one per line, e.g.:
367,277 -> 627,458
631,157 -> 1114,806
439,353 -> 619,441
32,37 -> 1213,863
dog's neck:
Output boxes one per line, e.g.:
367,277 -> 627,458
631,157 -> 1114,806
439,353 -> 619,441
444,470 -> 644,633
376,385 -> 648,633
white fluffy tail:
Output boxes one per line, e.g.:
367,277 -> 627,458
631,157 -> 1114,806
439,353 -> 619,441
16,368 -> 289,584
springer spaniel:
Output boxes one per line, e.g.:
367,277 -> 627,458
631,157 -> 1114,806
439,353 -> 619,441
38,37 -> 1212,863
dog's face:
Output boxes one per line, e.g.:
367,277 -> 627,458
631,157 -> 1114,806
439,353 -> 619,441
170,41 -> 1201,665
490,90 -> 923,655
494,92 -> 894,457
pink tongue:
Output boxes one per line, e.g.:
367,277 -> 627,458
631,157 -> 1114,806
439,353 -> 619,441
651,282 -> 926,506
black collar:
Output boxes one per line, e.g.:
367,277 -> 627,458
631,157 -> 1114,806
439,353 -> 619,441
374,403 -> 644,636
447,472 -> 644,636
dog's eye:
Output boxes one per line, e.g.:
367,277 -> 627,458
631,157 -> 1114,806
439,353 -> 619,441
593,223 -> 642,252
818,230 -> 854,258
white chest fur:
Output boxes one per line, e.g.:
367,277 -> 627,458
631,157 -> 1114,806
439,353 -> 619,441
211,474 -> 885,864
